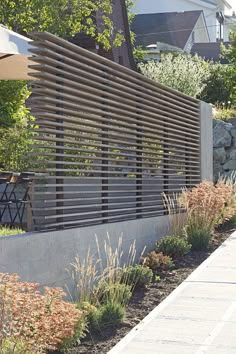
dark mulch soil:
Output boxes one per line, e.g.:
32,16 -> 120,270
58,225 -> 234,354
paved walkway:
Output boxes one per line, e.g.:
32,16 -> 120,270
108,231 -> 236,354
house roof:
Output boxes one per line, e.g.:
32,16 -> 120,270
191,42 -> 230,63
201,0 -> 216,5
131,10 -> 203,49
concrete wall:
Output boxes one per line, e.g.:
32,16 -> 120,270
200,101 -> 213,181
0,215 -> 170,295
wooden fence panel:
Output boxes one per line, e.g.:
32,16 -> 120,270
29,32 -> 200,230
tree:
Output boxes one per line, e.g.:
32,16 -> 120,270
125,0 -> 145,61
223,28 -> 236,65
139,53 -> 209,98
0,0 -> 125,171
0,0 -> 124,50
199,63 -> 236,105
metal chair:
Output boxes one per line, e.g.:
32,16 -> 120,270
6,172 -> 35,227
0,172 -> 13,224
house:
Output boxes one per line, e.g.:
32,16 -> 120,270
69,0 -> 136,71
132,0 -> 235,42
131,10 -> 210,56
191,41 -> 230,62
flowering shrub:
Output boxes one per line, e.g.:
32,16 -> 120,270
0,273 -> 83,353
141,251 -> 174,272
179,180 -> 236,250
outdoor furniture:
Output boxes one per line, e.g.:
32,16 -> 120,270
0,172 -> 13,223
0,172 -> 35,227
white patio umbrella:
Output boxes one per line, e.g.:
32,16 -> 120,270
0,25 -> 35,80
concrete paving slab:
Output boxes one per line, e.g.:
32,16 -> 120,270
108,231 -> 236,354
157,296 -> 231,321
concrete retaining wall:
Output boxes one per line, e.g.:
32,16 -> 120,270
0,215 -> 170,295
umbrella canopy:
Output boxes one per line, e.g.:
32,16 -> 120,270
0,25 -> 34,80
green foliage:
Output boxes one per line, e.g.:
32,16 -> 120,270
200,63 -> 236,105
0,0 -> 123,50
184,226 -> 211,251
0,80 -> 31,127
0,80 -> 34,171
141,251 -> 174,272
0,227 -> 25,236
156,235 -> 191,259
223,29 -> 236,65
90,302 -> 126,331
1,339 -> 37,354
213,106 -> 236,121
96,282 -> 132,305
121,265 -> 153,288
0,125 -> 34,171
139,53 -> 209,97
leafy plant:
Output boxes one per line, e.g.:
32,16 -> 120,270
200,63 -> 236,105
139,53 -> 209,97
0,273 -> 84,353
121,265 -> 153,288
90,302 -> 126,332
141,251 -> 174,272
156,235 -> 191,259
96,282 -> 132,305
0,0 -> 123,50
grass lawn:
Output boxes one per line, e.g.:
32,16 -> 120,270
0,226 -> 25,236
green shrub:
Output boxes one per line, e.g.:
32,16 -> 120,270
139,53 -> 209,98
90,302 -> 126,332
121,265 -> 153,288
96,282 -> 132,305
200,63 -> 236,105
141,251 -> 174,272
185,225 -> 211,251
156,235 -> 191,259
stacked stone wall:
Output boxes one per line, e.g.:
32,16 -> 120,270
213,118 -> 236,181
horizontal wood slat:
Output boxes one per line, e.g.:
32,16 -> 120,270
29,32 -> 201,231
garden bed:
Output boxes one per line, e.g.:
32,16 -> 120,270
67,225 -> 233,354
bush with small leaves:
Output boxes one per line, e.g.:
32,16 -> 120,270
121,265 -> 153,288
156,235 -> 191,259
96,282 -> 132,305
141,251 -> 174,272
90,302 -> 126,332
0,273 -> 84,354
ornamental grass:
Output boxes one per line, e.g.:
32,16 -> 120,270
179,180 -> 236,250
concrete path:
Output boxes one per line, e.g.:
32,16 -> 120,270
108,231 -> 236,354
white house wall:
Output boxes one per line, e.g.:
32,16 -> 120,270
194,14 -> 211,42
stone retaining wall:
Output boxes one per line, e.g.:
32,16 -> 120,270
213,118 -> 236,181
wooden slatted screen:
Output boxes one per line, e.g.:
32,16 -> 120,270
29,32 -> 201,230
